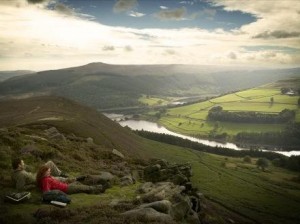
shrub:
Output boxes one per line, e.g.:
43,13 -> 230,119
243,156 -> 252,163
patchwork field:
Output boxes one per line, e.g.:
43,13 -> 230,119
158,85 -> 300,139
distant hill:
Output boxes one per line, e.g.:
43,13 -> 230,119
0,62 -> 299,109
0,70 -> 34,82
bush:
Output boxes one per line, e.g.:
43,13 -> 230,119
243,156 -> 252,163
256,158 -> 269,171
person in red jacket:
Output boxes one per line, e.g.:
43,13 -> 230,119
36,165 -> 105,194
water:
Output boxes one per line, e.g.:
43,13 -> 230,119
104,114 -> 300,157
119,120 -> 300,157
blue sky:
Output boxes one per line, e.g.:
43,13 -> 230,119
0,0 -> 299,70
58,0 -> 256,30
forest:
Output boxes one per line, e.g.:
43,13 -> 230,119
207,106 -> 295,123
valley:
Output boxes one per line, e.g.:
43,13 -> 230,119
0,96 -> 299,224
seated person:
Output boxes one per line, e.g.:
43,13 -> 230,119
36,165 -> 106,194
11,157 -> 68,191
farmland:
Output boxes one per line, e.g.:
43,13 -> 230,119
156,85 -> 299,140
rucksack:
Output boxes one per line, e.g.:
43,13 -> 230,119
5,192 -> 31,203
42,190 -> 71,204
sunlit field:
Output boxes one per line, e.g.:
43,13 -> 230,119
159,86 -> 300,138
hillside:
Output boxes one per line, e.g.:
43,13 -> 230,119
0,96 -> 299,224
0,63 -> 299,109
0,70 -> 34,82
0,96 -> 153,159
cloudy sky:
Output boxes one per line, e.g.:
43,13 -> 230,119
1,0 -> 300,71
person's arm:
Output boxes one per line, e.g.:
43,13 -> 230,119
14,171 -> 36,190
42,177 -> 51,192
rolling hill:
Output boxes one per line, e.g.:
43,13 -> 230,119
155,78 -> 300,149
0,70 -> 34,82
0,62 -> 299,109
0,96 -> 299,224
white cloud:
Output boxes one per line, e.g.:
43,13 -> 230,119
0,0 -> 299,70
160,6 -> 168,10
128,11 -> 145,17
210,0 -> 300,43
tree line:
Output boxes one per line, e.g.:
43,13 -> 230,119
134,130 -> 300,172
235,122 -> 300,150
207,106 -> 295,123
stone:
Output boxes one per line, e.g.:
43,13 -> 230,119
170,199 -> 191,221
186,210 -> 201,224
140,200 -> 172,214
112,148 -> 125,159
122,207 -> 173,223
86,137 -> 94,145
120,174 -> 134,186
83,171 -> 115,185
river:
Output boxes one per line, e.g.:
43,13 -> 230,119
104,114 -> 300,157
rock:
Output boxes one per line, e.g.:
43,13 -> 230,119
112,148 -> 125,159
122,207 -> 173,223
140,200 -> 172,214
20,145 -> 38,155
139,182 -> 185,203
120,174 -> 135,186
172,173 -> 188,185
186,210 -> 201,224
170,199 -> 191,221
143,161 -> 192,184
138,182 -> 154,194
86,137 -> 94,145
44,127 -> 66,142
83,171 -> 115,185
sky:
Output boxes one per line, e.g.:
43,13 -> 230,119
0,0 -> 300,71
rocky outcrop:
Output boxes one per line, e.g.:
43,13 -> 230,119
143,159 -> 192,185
121,160 -> 203,224
44,127 -> 66,142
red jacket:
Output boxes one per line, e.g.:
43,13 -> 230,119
41,176 -> 68,193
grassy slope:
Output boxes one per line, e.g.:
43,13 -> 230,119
0,96 -> 299,224
144,139 -> 300,224
159,82 -> 300,138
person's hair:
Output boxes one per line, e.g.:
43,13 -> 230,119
11,157 -> 22,170
36,165 -> 50,189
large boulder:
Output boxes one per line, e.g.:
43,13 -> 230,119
144,160 -> 192,185
122,207 -> 174,223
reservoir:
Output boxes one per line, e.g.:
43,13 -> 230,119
104,114 -> 300,157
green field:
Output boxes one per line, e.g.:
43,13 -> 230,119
158,86 -> 300,138
138,95 -> 171,106
145,139 -> 300,224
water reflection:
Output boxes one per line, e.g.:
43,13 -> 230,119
104,115 -> 300,157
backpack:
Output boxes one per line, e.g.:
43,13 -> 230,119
5,192 -> 31,203
42,190 -> 71,204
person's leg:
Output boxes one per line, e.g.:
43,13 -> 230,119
66,183 -> 104,194
45,161 -> 62,177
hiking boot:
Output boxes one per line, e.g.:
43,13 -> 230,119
76,175 -> 87,181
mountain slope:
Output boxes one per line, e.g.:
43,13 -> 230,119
0,70 -> 34,82
0,63 -> 299,109
0,96 -> 152,158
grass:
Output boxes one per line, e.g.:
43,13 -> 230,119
143,139 -> 300,224
158,86 -> 300,139
138,95 -> 170,106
